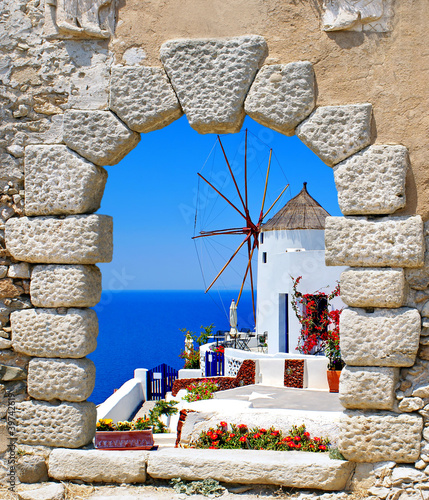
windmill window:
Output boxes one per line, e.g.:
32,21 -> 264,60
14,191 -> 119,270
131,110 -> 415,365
262,252 -> 267,263
260,233 -> 264,244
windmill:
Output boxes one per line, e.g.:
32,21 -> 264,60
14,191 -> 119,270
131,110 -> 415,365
192,129 -> 289,325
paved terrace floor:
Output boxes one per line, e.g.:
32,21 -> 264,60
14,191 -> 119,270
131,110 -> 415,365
213,385 -> 343,412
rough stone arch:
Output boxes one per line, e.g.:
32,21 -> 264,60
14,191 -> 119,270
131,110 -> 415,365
4,34 -> 425,475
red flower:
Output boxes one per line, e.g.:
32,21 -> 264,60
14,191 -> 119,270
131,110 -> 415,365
229,433 -> 236,438
314,437 -> 321,442
210,434 -> 218,441
239,436 -> 247,442
271,431 -> 279,437
253,433 -> 261,439
295,443 -> 302,449
259,428 -> 267,433
220,421 -> 227,427
294,436 -> 301,442
303,432 -> 310,439
319,444 -> 327,451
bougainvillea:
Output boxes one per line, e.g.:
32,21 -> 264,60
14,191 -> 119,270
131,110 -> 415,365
191,422 -> 330,452
291,276 -> 343,370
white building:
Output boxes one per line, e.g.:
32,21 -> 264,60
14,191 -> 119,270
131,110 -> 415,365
256,183 -> 346,354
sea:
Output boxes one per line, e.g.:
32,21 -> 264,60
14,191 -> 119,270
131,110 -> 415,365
88,290 -> 255,404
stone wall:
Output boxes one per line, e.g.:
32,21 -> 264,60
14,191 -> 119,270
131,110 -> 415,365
0,0 -> 428,495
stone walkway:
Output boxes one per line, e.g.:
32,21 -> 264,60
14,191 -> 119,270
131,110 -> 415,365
213,385 -> 343,412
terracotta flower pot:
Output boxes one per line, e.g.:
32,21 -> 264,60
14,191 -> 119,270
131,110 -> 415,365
95,429 -> 154,450
327,370 -> 341,393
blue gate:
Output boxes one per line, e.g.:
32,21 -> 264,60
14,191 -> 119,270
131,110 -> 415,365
205,351 -> 224,377
147,363 -> 178,400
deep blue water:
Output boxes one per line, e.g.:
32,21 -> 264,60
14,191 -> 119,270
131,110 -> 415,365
88,290 -> 254,404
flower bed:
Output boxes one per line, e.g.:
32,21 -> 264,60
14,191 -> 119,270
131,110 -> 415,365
190,422 -> 330,452
172,359 -> 255,396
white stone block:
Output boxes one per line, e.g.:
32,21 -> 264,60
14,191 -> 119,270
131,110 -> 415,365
16,400 -> 96,448
340,307 -> 421,367
30,264 -> 101,307
6,215 -> 113,264
147,448 -> 354,490
325,216 -> 424,268
160,36 -> 268,134
333,145 -> 408,215
7,262 -> 30,279
24,145 -> 107,216
63,110 -> 140,166
110,66 -> 182,133
340,268 -> 406,308
18,483 -> 65,500
28,357 -> 95,402
339,366 -> 399,409
244,62 -> 315,136
339,410 -> 422,463
296,104 -> 372,166
48,449 -> 148,483
11,308 -> 98,358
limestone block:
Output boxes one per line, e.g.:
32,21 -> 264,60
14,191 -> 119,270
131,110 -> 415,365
296,104 -> 372,166
333,145 -> 408,215
325,216 -> 424,268
18,483 -> 64,500
28,358 -> 95,402
339,410 -> 422,463
148,448 -> 354,490
8,262 -> 30,278
406,222 -> 429,290
63,110 -> 140,166
48,449 -> 148,483
339,366 -> 399,410
30,265 -> 101,308
244,62 -> 315,136
24,145 -> 107,216
110,66 -> 182,133
17,455 -> 49,483
398,397 -> 424,412
15,400 -> 96,448
340,307 -> 421,367
160,36 -> 268,134
0,364 -> 27,381
11,308 -> 98,358
5,215 -> 113,264
340,268 -> 406,308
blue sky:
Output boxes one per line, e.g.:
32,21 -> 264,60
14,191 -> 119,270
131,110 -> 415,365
97,115 -> 341,291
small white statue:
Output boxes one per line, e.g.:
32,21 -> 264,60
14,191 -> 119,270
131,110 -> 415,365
322,0 -> 385,32
45,0 -> 114,39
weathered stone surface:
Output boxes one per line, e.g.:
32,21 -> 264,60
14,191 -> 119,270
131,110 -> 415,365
16,400 -> 96,448
391,466 -> 426,485
339,366 -> 398,410
340,268 -> 406,308
6,215 -> 113,264
24,145 -> 107,216
28,358 -> 95,402
339,411 -> 422,463
405,360 -> 429,398
110,66 -> 182,133
48,449 -> 148,483
244,62 -> 315,136
17,454 -> 49,483
0,278 -> 23,298
63,110 -> 140,166
148,448 -> 354,490
325,216 -> 424,268
11,308 -> 98,358
30,264 -> 101,308
398,397 -> 424,412
160,36 -> 268,134
406,222 -> 429,290
18,483 -> 65,500
418,345 -> 429,360
0,363 -> 26,381
340,307 -> 421,367
296,104 -> 372,166
0,338 -> 12,349
8,262 -> 30,278
333,145 -> 408,215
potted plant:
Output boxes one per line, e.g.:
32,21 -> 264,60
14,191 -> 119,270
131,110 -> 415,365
324,309 -> 345,393
95,418 -> 154,450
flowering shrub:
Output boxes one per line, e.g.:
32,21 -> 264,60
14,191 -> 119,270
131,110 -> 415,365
191,422 -> 330,452
291,276 -> 344,370
96,418 -> 115,431
184,379 -> 218,402
179,324 -> 214,369
134,417 -> 151,430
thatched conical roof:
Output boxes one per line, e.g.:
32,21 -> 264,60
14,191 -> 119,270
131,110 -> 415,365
262,182 -> 330,231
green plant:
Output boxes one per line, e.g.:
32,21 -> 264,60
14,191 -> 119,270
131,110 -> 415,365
191,422 -> 330,452
170,478 -> 225,497
115,420 -> 134,431
179,324 -> 214,369
329,448 -> 346,460
134,417 -> 151,430
148,400 -> 179,433
96,418 -> 116,431
184,379 -> 218,402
